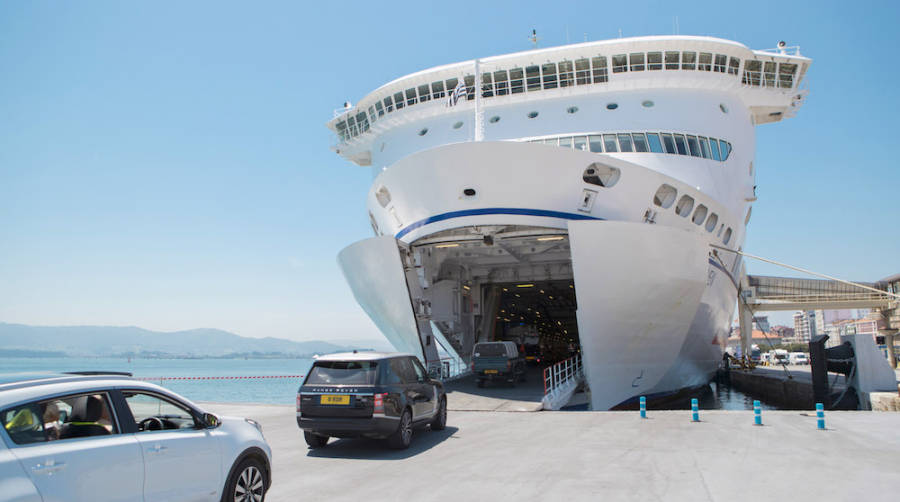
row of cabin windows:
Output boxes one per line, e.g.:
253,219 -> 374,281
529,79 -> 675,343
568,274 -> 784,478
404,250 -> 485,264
652,184 -> 734,245
334,49 -> 800,142
526,132 -> 732,161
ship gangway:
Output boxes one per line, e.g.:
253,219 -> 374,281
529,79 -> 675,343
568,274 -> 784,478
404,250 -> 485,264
542,354 -> 584,410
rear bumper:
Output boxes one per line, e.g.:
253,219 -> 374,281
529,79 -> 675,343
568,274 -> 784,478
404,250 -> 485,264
296,415 -> 399,439
476,371 -> 513,380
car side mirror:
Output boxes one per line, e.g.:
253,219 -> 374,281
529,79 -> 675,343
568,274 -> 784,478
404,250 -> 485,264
202,413 -> 220,428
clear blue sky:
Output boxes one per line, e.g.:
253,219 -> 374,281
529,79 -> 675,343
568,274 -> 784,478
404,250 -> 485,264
1,0 -> 897,340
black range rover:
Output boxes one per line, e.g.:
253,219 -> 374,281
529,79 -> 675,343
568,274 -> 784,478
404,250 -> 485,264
296,352 -> 447,449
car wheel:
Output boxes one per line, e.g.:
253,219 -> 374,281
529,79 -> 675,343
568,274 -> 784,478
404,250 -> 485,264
304,431 -> 329,449
430,397 -> 447,431
388,408 -> 413,449
223,457 -> 267,502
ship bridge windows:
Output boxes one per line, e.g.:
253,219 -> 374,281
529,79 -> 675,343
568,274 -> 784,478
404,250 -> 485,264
431,80 -> 446,99
481,73 -> 494,97
698,137 -> 711,158
575,58 -> 591,84
617,133 -> 634,152
660,133 -> 677,154
602,134 -> 618,152
418,84 -> 431,102
686,135 -> 701,157
665,51 -> 680,69
509,68 -> 525,93
558,61 -> 574,87
632,133 -> 649,152
591,56 -> 608,82
588,135 -> 603,152
764,62 -> 777,87
698,52 -> 712,71
493,70 -> 509,95
542,63 -> 558,89
646,133 -> 663,153
778,63 -> 798,88
335,46 -> 774,144
714,54 -> 728,73
673,134 -> 688,155
629,53 -> 645,71
709,139 -> 721,161
526,65 -> 541,91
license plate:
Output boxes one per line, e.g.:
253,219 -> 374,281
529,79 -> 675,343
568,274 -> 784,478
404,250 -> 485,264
485,370 -> 498,374
320,395 -> 350,405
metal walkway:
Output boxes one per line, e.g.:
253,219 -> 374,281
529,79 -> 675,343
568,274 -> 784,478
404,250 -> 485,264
744,275 -> 896,311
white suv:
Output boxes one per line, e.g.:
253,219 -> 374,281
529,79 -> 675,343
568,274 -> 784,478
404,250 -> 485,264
0,372 -> 271,502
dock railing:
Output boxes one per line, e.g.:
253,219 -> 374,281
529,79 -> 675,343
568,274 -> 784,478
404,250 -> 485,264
542,354 -> 584,409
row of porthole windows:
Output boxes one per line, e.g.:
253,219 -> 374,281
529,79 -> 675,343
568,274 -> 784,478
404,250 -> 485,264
335,47 -> 797,142
527,132 -> 732,161
653,184 -> 733,245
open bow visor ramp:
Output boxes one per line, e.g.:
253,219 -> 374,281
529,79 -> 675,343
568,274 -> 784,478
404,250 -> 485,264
338,221 -> 709,410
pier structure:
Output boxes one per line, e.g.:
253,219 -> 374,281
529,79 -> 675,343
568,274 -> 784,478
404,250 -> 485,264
737,273 -> 900,366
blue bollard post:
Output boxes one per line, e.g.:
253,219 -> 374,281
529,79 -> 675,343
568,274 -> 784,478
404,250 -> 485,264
691,398 -> 699,422
639,396 -> 647,419
753,400 -> 762,426
816,403 -> 825,430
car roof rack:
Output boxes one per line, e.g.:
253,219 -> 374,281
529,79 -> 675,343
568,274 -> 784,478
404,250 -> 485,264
63,371 -> 133,377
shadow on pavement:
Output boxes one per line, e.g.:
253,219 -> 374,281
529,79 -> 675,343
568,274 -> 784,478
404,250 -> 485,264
305,426 -> 460,460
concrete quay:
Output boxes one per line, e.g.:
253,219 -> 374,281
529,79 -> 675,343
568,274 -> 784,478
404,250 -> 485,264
204,402 -> 900,502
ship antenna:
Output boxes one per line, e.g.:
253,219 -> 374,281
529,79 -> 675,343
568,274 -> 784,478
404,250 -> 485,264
529,29 -> 539,48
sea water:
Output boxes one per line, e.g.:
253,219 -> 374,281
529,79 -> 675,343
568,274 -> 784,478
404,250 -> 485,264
0,357 -> 314,405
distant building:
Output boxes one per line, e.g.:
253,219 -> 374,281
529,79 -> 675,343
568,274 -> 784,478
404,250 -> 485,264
792,311 -> 818,343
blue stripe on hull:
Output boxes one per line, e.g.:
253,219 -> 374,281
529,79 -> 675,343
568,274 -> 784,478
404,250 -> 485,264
395,208 -> 603,239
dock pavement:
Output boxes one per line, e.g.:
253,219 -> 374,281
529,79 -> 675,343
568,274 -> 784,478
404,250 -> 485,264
204,402 -> 900,502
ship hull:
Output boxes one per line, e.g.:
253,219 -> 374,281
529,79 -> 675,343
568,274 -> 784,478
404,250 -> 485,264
338,140 -> 738,410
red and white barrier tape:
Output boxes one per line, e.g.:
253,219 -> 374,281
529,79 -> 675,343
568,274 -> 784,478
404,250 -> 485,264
136,375 -> 304,381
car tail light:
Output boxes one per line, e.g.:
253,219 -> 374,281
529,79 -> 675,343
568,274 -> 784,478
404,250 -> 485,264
296,394 -> 302,412
506,360 -> 511,369
373,393 -> 387,415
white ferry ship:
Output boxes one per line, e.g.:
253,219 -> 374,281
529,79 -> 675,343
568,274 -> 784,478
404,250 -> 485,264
329,36 -> 811,410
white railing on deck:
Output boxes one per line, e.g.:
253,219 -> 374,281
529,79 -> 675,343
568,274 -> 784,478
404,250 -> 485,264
438,357 -> 470,381
543,354 -> 583,396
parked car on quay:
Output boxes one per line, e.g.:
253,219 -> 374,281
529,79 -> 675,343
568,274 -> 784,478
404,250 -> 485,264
790,352 -> 810,365
296,352 -> 447,450
472,341 -> 526,387
0,371 -> 271,502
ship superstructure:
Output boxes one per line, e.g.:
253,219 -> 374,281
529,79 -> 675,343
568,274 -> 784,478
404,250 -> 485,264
329,36 -> 810,410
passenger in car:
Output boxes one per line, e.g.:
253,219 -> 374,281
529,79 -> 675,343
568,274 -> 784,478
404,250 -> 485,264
42,402 -> 60,440
59,395 -> 110,439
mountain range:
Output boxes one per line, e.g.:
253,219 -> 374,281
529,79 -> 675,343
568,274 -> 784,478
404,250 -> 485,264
0,323 -> 368,358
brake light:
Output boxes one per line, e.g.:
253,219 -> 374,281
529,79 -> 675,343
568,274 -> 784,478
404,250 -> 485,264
506,360 -> 511,369
296,394 -> 302,412
373,393 -> 387,415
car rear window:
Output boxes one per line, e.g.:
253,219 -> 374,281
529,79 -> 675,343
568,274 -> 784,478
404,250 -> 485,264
305,361 -> 378,385
474,343 -> 507,357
